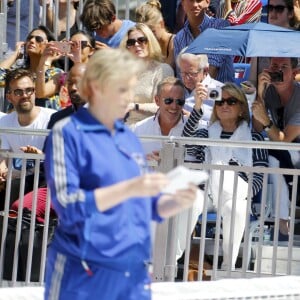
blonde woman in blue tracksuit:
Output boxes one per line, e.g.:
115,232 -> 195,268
44,48 -> 198,300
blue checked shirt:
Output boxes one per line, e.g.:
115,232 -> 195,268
174,14 -> 235,83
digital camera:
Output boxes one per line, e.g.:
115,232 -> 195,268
268,70 -> 283,82
207,86 -> 222,101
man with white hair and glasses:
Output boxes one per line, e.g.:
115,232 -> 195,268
177,51 -> 223,129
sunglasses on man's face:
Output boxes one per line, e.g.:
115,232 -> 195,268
163,98 -> 185,106
126,37 -> 148,48
26,35 -> 45,43
10,87 -> 35,97
267,4 -> 287,13
215,97 -> 239,106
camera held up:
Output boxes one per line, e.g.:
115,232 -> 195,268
268,70 -> 283,82
207,86 -> 222,101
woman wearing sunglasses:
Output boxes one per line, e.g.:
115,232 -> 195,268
0,25 -> 65,111
182,82 -> 268,270
268,0 -> 296,28
120,23 -> 174,125
135,0 -> 175,70
69,30 -> 95,64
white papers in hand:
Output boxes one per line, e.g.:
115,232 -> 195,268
162,166 -> 208,194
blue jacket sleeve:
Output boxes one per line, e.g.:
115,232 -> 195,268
44,122 -> 98,229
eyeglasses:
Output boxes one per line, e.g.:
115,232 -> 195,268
126,37 -> 148,48
180,71 -> 200,78
267,4 -> 287,13
163,98 -> 185,106
9,87 -> 35,97
215,97 -> 239,106
26,35 -> 45,43
80,41 -> 92,49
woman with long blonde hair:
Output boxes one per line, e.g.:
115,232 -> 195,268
136,0 -> 175,70
120,23 -> 174,125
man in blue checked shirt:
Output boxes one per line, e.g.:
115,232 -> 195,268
174,0 -> 235,83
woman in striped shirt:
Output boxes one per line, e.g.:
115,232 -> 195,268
182,82 -> 268,270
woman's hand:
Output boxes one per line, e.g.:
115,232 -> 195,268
194,82 -> 208,111
68,41 -> 81,63
130,173 -> 169,197
40,42 -> 64,66
146,150 -> 160,162
15,41 -> 25,58
95,172 -> 169,212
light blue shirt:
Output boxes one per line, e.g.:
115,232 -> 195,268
95,20 -> 135,48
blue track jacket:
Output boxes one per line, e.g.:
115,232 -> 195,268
45,107 -> 163,272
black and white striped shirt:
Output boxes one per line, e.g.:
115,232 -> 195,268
182,108 -> 269,197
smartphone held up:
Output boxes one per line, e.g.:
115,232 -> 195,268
52,41 -> 71,54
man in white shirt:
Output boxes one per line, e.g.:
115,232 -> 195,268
177,52 -> 224,129
132,76 -> 193,161
0,68 -> 55,208
132,76 -> 202,260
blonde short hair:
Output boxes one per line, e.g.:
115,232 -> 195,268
80,48 -> 145,101
210,82 -> 250,125
120,23 -> 163,62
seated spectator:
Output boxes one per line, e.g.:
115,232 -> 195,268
252,57 -> 300,238
5,0 -> 40,57
136,0 -> 175,70
0,69 -> 55,209
132,76 -> 187,159
183,82 -> 268,270
80,0 -> 135,49
250,0 -> 297,85
174,0 -> 234,83
177,51 -> 223,128
48,63 -> 87,129
0,25 -> 65,110
268,0 -> 296,28
9,62 -> 88,227
217,0 -> 262,25
69,30 -> 95,64
132,76 -> 202,259
120,23 -> 174,125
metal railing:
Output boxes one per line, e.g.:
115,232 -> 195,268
0,129 -> 300,286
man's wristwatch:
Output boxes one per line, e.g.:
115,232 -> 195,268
135,103 -> 139,111
263,120 -> 273,132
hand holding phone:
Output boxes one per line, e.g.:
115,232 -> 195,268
52,41 -> 71,54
